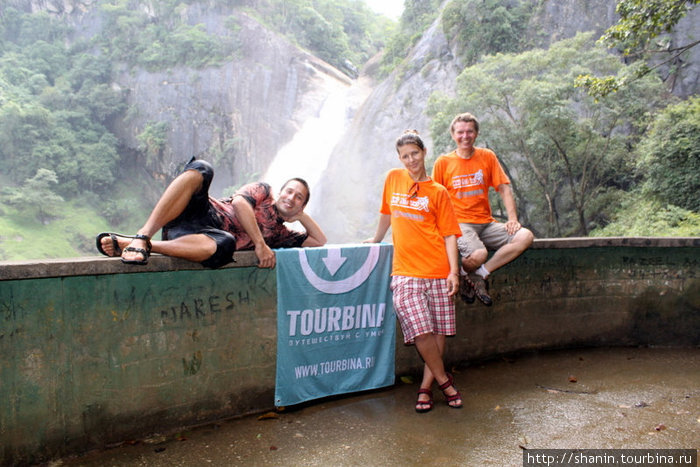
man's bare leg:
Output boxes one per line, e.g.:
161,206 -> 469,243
99,169 -> 215,262
104,233 -> 216,263
483,227 -> 533,274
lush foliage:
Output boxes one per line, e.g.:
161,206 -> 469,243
590,195 -> 700,236
239,0 -> 393,74
576,0 -> 699,97
378,0 -> 442,76
636,96 -> 700,212
97,0 -> 238,70
427,33 -> 668,237
594,96 -> 700,236
441,0 -> 533,65
0,9 -> 125,201
2,168 -> 64,224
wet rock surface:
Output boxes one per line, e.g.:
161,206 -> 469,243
58,347 -> 699,466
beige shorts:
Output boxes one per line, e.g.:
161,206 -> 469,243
457,222 -> 515,258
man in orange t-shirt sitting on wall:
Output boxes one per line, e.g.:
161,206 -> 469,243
432,113 -> 534,306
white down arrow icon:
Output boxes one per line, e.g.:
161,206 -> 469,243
322,248 -> 346,275
299,245 -> 380,294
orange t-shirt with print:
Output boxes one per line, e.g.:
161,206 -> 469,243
380,168 -> 461,278
432,148 -> 510,224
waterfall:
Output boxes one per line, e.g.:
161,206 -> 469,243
263,88 -> 350,218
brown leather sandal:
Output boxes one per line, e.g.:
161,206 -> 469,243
121,234 -> 152,265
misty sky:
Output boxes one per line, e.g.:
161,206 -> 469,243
364,0 -> 404,20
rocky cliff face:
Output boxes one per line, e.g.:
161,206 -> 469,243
16,1 -> 353,195
109,10 -> 352,195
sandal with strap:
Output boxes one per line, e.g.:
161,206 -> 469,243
415,388 -> 433,413
121,234 -> 152,265
96,232 -> 126,257
438,373 -> 463,409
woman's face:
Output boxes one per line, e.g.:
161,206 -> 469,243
397,143 -> 426,177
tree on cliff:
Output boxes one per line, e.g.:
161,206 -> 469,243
576,0 -> 700,97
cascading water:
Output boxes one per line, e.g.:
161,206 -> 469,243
262,88 -> 350,220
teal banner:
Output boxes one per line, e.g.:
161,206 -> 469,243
275,243 -> 395,406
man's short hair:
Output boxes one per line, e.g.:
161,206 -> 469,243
450,112 -> 480,134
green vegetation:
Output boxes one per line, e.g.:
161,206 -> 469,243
441,0 -> 533,66
98,0 -> 238,70
237,0 -> 392,74
0,200 -> 117,260
3,168 -> 64,224
576,0 -> 700,97
590,196 -> 700,237
0,9 -> 125,202
637,96 -> 700,212
378,0 -> 442,76
592,96 -> 700,236
138,121 -> 171,166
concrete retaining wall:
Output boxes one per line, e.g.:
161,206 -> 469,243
1,238 -> 699,465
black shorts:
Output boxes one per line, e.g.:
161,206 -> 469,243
162,158 -> 237,269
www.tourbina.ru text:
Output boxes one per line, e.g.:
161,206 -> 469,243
294,356 -> 376,379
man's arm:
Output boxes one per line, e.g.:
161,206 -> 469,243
296,212 -> 327,247
231,196 -> 276,268
497,183 -> 522,235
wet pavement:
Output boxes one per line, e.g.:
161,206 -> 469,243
55,347 -> 699,467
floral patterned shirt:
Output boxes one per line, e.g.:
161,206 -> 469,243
209,182 -> 308,250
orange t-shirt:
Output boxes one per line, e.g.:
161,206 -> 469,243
380,168 -> 461,278
432,148 -> 510,224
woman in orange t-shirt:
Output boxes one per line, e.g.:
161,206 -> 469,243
365,130 -> 463,413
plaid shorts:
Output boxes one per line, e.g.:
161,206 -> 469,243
390,275 -> 456,344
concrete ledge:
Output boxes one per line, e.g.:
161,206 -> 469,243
1,238 -> 699,465
2,237 -> 699,281
531,237 -> 700,249
0,251 -> 260,281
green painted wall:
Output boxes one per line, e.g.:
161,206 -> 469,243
1,263 -> 279,465
441,245 -> 700,371
1,239 -> 699,465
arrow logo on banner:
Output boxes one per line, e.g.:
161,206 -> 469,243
322,248 -> 347,276
299,245 -> 381,294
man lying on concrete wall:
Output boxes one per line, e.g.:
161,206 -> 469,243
96,157 -> 327,268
